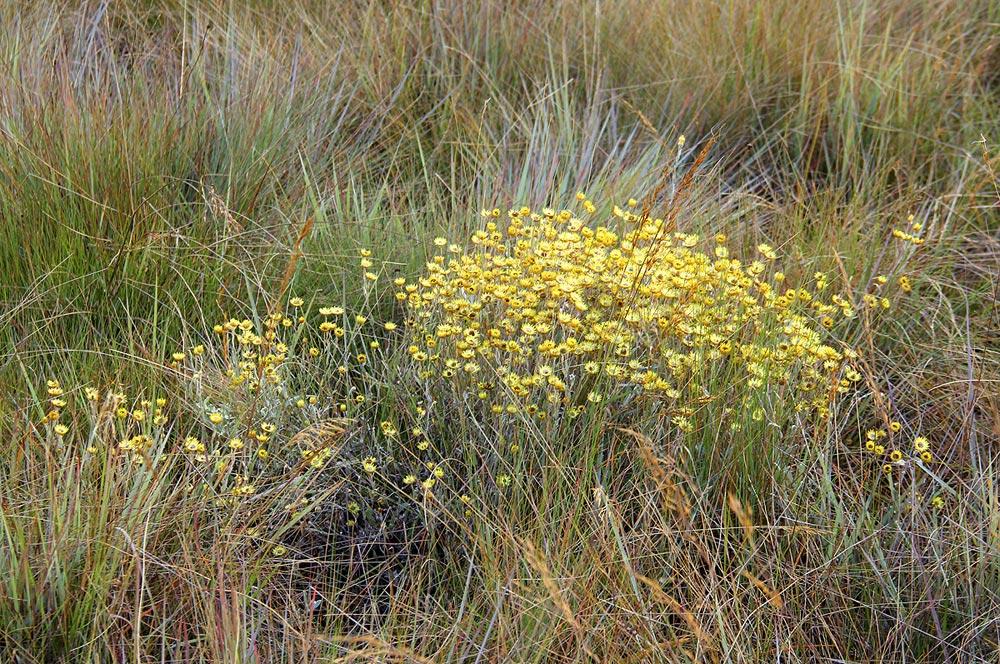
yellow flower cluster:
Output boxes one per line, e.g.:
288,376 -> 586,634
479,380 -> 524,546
891,214 -> 926,246
865,426 -> 934,475
211,314 -> 290,392
399,200 -> 860,422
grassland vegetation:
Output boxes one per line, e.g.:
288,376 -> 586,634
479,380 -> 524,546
1,0 -> 999,661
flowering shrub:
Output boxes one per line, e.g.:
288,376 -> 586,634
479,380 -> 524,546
399,197 -> 860,436
26,194 -> 949,562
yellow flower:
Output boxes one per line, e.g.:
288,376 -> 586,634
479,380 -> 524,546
913,436 -> 930,452
272,545 -> 287,556
54,424 -> 69,436
361,456 -> 377,473
384,322 -> 397,331
208,412 -> 224,425
172,352 -> 185,362
403,474 -> 416,485
290,297 -> 304,307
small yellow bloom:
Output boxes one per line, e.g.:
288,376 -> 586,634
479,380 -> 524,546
208,412 -> 224,425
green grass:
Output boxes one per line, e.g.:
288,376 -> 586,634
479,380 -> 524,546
1,0 -> 999,661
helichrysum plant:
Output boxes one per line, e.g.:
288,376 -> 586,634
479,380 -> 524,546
25,195 -> 949,562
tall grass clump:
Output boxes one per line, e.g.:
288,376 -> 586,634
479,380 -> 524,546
2,0 -> 999,661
